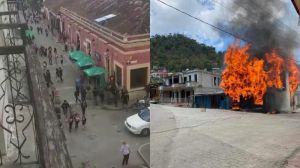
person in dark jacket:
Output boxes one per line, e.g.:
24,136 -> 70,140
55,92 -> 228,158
82,115 -> 86,128
80,100 -> 87,116
58,67 -> 63,82
60,55 -> 64,65
81,88 -> 87,102
68,114 -> 74,132
74,90 -> 79,103
61,100 -> 70,117
122,88 -> 129,109
44,70 -> 52,88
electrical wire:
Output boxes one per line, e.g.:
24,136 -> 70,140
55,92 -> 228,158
155,0 -> 300,63
155,0 -> 252,44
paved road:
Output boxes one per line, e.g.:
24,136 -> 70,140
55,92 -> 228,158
29,21 -> 149,168
151,104 -> 300,168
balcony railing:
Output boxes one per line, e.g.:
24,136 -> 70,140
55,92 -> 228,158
0,1 -> 73,167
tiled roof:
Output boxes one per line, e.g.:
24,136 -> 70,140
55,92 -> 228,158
44,0 -> 149,35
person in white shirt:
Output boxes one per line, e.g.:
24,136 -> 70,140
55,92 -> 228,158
120,141 -> 130,166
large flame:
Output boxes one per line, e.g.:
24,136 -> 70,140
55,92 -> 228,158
264,50 -> 284,89
287,58 -> 300,97
220,42 -> 268,105
221,41 -> 299,107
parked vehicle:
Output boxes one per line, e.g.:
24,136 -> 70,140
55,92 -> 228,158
125,107 -> 150,136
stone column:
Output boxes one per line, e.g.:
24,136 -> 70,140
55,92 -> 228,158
178,90 -> 182,103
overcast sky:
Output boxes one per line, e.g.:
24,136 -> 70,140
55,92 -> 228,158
150,0 -> 300,58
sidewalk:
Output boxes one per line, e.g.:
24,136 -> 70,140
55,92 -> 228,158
29,19 -> 149,168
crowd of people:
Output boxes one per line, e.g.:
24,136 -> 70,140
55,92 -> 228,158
27,8 -> 139,166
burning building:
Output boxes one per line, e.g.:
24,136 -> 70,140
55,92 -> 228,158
219,0 -> 300,112
220,42 -> 299,112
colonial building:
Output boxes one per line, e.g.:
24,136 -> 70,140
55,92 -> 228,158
43,0 -> 150,99
158,69 -> 229,109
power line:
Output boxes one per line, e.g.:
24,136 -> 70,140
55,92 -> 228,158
155,0 -> 300,63
155,0 -> 252,44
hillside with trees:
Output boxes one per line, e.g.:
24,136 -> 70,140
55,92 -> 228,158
151,34 -> 224,72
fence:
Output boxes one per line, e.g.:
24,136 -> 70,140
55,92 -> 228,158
0,1 -> 73,167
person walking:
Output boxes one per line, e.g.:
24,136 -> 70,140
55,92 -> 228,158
61,100 -> 70,117
58,67 -> 63,82
48,46 -> 52,53
42,61 -> 47,71
44,48 -> 47,57
75,78 -> 81,92
68,113 -> 74,132
64,43 -> 68,52
80,100 -> 87,116
48,51 -> 53,65
55,54 -> 58,65
44,69 -> 52,88
74,112 -> 80,130
74,90 -> 80,103
82,115 -> 86,128
122,88 -> 129,110
54,48 -> 57,55
81,88 -> 87,102
60,55 -> 64,65
120,141 -> 130,166
55,68 -> 60,82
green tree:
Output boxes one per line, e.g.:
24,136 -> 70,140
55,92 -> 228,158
150,34 -> 224,72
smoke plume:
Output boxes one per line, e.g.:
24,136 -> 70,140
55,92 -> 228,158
220,0 -> 299,57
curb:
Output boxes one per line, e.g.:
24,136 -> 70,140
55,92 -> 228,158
138,143 -> 150,168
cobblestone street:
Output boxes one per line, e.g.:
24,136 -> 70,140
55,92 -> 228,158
151,104 -> 300,168
29,20 -> 149,168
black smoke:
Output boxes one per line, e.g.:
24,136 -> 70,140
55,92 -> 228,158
219,0 -> 299,57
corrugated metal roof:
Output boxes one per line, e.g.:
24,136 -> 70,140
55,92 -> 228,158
44,0 -> 149,35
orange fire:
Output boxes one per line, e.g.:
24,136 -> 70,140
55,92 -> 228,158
221,41 -> 299,107
220,42 -> 268,105
264,50 -> 284,89
287,58 -> 300,97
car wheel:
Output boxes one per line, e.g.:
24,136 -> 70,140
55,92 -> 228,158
141,128 -> 150,136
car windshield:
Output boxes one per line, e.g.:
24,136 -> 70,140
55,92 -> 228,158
138,108 -> 150,122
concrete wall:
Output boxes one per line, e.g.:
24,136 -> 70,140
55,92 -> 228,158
164,70 -> 221,88
183,71 -> 220,88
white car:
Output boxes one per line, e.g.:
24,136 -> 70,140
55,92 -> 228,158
125,107 -> 150,136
